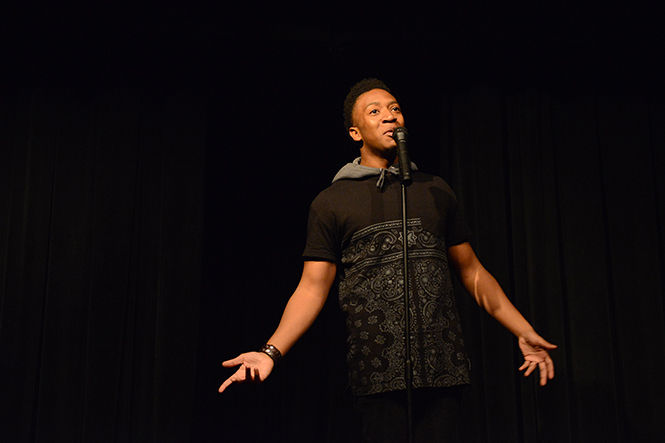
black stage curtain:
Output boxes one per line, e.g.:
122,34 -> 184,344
0,89 -> 205,442
443,89 -> 665,442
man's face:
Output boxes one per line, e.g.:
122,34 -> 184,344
348,88 -> 405,152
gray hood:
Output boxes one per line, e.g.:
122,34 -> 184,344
332,157 -> 419,190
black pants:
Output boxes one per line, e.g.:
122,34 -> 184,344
352,387 -> 464,443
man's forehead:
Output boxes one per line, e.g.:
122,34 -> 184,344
355,88 -> 398,109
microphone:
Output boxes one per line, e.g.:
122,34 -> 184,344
392,127 -> 411,183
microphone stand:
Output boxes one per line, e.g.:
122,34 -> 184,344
400,180 -> 414,443
394,127 -> 413,443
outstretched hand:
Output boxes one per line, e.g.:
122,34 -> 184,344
218,352 -> 275,393
518,332 -> 557,386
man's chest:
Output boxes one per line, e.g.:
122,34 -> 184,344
332,181 -> 453,250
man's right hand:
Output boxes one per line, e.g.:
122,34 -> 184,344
218,261 -> 336,394
218,351 -> 275,393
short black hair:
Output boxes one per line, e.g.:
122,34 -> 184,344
343,78 -> 392,130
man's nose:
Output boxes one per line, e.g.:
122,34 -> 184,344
382,112 -> 397,123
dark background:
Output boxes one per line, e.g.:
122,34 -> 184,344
2,3 -> 665,442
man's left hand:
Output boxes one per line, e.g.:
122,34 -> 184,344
518,332 -> 557,386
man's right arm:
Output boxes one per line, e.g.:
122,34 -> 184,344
218,260 -> 336,393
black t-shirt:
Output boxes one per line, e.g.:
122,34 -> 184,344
303,169 -> 472,396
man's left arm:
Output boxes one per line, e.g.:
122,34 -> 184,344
448,242 -> 557,386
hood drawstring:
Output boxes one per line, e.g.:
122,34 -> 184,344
331,157 -> 419,190
376,169 -> 387,190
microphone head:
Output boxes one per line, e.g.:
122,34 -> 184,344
392,126 -> 408,143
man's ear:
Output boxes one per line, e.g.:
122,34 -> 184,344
348,126 -> 362,142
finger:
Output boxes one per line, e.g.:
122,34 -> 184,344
254,367 -> 261,382
219,366 -> 248,393
222,356 -> 244,367
524,361 -> 537,377
539,361 -> 547,386
219,375 -> 237,393
518,361 -> 529,371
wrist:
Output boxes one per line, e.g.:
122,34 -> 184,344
258,343 -> 282,364
518,328 -> 538,340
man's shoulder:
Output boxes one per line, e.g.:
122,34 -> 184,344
314,177 -> 368,199
307,178 -> 370,219
414,171 -> 455,191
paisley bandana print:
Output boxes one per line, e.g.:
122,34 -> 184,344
338,218 -> 470,395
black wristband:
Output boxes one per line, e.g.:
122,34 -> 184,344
259,344 -> 282,363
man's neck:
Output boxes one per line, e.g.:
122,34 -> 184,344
359,147 -> 397,169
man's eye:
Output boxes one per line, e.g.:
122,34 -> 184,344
391,106 -> 401,112
369,109 -> 379,115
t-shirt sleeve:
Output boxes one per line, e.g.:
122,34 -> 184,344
441,180 -> 472,247
302,193 -> 339,262
447,199 -> 472,246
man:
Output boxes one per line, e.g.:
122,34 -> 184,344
219,78 -> 556,442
